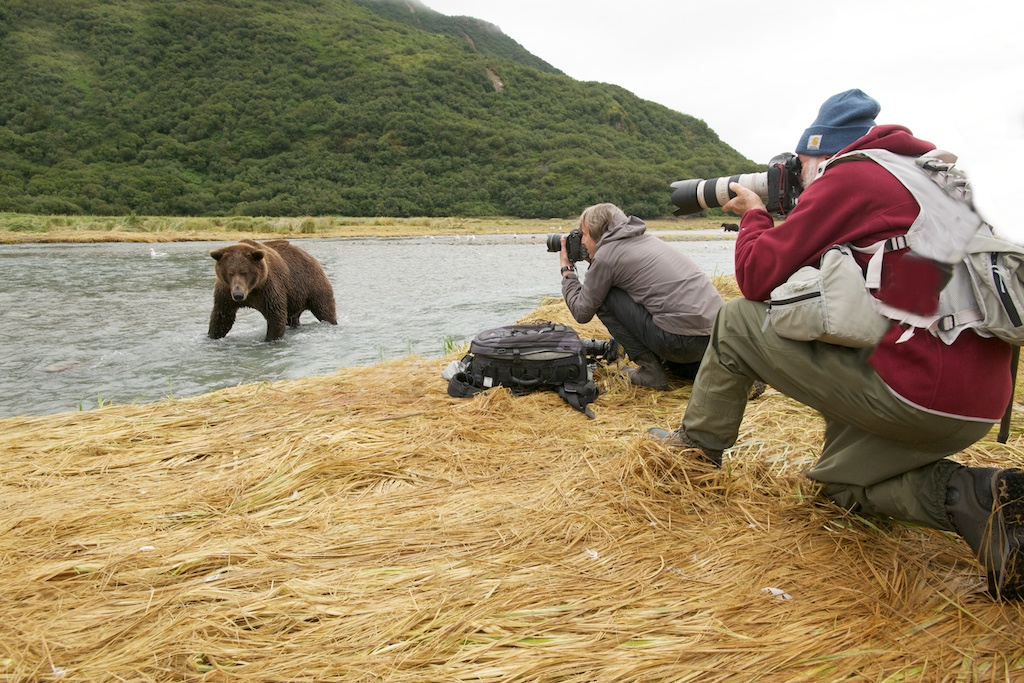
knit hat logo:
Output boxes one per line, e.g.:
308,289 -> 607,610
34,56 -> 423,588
795,89 -> 880,157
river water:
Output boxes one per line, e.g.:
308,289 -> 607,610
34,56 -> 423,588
0,232 -> 734,418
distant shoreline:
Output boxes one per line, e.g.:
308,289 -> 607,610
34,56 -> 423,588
0,213 -> 727,244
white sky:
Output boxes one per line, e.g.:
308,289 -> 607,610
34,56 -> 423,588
422,0 -> 1024,239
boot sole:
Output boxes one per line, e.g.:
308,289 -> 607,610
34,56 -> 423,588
988,468 -> 1024,601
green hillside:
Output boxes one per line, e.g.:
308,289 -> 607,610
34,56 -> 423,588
350,0 -> 563,74
0,0 -> 757,218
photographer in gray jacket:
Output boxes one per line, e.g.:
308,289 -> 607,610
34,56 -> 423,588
559,203 -> 723,389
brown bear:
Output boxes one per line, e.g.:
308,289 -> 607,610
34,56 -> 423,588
208,239 -> 337,341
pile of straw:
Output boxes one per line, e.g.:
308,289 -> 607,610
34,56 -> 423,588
3,280 -> 1023,681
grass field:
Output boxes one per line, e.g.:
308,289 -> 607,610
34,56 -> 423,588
2,277 -> 1023,681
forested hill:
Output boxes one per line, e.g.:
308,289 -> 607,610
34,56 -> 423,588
350,0 -> 563,75
0,0 -> 757,218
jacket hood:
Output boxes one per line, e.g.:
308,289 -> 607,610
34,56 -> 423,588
839,124 -> 935,158
598,215 -> 647,248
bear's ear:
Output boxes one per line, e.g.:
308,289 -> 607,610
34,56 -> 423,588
210,249 -> 224,261
251,250 -> 265,262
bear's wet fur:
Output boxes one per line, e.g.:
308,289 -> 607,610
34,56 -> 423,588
208,239 -> 337,341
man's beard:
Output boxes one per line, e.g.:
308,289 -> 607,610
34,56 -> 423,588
800,156 -> 827,189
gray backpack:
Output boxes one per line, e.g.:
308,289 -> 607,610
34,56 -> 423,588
445,323 -> 617,418
832,148 -> 1024,346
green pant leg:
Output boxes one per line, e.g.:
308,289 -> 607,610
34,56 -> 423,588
683,298 -> 885,450
681,298 -> 995,530
813,420 -> 990,531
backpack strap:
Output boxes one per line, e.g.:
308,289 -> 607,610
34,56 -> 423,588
934,308 -> 985,333
446,354 -> 485,398
846,237 -> 936,341
558,381 -> 598,419
848,232 -> 987,342
449,370 -> 599,418
850,236 -> 907,290
999,346 -> 1020,443
826,149 -> 981,265
447,371 -> 484,398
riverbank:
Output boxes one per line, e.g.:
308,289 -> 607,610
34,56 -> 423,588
0,212 -> 727,244
2,293 -> 1022,681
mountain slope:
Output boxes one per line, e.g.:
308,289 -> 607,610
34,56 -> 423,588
353,0 -> 562,74
0,0 -> 756,218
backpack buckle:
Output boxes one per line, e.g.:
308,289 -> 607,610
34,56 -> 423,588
936,314 -> 957,332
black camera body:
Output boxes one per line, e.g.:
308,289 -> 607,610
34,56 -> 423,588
670,152 -> 803,216
545,228 -> 589,263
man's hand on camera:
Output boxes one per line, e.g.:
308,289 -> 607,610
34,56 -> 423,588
559,237 -> 572,270
722,182 -> 766,216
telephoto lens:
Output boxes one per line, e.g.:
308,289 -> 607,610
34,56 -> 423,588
670,153 -> 803,216
670,173 -> 769,215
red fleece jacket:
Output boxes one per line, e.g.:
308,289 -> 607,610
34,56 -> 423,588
735,125 -> 1011,421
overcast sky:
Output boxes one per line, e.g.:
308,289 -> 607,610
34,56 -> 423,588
422,0 -> 1023,239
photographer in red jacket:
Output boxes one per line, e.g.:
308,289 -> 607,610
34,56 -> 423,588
650,89 -> 1024,601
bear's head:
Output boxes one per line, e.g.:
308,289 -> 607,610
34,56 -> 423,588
210,243 -> 269,302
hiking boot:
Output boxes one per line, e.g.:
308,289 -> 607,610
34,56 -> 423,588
945,466 -> 1024,600
646,428 -> 723,468
664,360 -> 701,382
626,352 -> 669,390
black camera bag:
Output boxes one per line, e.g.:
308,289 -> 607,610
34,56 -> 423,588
447,323 -> 599,418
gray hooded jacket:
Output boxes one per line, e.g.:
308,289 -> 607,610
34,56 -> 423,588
561,216 -> 723,336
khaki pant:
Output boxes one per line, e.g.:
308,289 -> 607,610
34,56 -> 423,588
681,298 -> 993,531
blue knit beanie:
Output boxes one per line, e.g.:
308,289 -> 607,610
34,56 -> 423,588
795,89 -> 880,156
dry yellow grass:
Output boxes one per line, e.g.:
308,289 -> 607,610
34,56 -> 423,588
2,282 -> 1023,682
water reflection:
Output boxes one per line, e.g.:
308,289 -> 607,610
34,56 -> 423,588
0,233 -> 734,417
